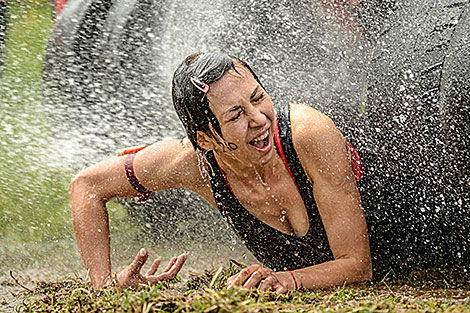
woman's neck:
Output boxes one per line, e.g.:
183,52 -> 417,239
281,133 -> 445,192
212,150 -> 285,185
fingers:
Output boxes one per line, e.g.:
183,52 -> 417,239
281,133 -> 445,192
227,268 -> 251,289
162,256 -> 178,273
145,257 -> 161,276
147,252 -> 189,283
226,273 -> 237,286
250,274 -> 288,294
242,268 -> 271,289
227,264 -> 263,289
227,265 -> 290,294
258,276 -> 276,292
274,284 -> 289,294
161,251 -> 188,273
163,252 -> 189,279
129,248 -> 149,275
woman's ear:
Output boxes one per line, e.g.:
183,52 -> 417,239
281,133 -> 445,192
196,131 -> 216,150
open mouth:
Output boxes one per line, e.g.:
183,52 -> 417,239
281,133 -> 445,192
249,130 -> 269,149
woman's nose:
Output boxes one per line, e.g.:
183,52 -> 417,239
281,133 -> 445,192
247,106 -> 267,128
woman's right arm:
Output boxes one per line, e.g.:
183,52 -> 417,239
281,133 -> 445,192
69,138 -> 203,289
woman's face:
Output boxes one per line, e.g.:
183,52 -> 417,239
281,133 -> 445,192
204,64 -> 277,166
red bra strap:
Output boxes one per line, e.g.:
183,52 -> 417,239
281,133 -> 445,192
275,116 -> 363,183
274,117 -> 302,194
346,140 -> 363,182
214,115 -> 363,195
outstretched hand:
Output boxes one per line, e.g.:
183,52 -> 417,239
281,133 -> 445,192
226,264 -> 296,294
115,248 -> 188,289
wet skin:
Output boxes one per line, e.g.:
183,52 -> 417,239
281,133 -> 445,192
200,66 -> 278,168
69,62 -> 371,292
198,64 -> 370,291
199,66 -> 311,238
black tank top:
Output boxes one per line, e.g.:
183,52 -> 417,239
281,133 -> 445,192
206,104 -> 334,271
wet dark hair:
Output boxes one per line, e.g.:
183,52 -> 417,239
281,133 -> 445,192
172,51 -> 264,151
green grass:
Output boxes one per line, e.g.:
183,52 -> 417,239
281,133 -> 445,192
14,263 -> 470,312
1,3 -> 470,312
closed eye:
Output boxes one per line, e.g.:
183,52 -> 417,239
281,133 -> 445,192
253,92 -> 265,102
224,105 -> 242,122
230,111 -> 242,121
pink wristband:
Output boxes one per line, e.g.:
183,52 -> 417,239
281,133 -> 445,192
287,270 -> 298,290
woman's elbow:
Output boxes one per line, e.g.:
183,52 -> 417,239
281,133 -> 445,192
69,172 -> 89,203
358,256 -> 373,281
69,171 -> 106,211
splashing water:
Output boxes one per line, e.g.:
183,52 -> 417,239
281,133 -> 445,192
1,0 -> 469,283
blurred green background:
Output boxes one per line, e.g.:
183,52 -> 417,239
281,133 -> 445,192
0,0 -> 140,278
0,0 -> 69,243
0,1 -> 241,279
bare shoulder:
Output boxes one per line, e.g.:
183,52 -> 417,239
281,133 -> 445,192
289,103 -> 349,182
289,103 -> 342,148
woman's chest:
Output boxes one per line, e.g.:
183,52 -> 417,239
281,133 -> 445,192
228,173 -> 311,237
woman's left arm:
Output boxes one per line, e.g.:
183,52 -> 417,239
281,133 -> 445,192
227,104 -> 371,292
290,103 -> 372,289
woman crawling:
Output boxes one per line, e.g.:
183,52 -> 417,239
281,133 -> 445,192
69,51 -> 372,292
